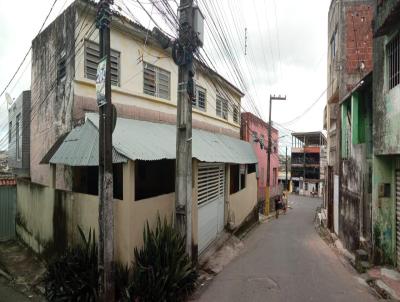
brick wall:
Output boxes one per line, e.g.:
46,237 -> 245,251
345,4 -> 373,75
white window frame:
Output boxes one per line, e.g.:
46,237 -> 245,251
193,85 -> 206,111
84,40 -> 120,86
233,104 -> 239,123
16,114 -> 21,161
143,62 -> 171,100
216,95 -> 228,120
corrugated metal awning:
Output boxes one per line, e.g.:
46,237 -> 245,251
49,113 -> 257,166
49,120 -> 128,166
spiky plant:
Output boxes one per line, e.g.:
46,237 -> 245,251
44,227 -> 99,301
129,216 -> 198,302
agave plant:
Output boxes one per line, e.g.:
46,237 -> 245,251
129,216 -> 198,302
44,226 -> 99,301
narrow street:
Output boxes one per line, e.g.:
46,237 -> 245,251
195,195 -> 378,302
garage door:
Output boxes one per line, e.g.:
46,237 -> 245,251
198,163 -> 225,253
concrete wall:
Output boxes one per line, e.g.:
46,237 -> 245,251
373,58 -> 400,154
228,172 -> 258,229
372,156 -> 398,265
7,91 -> 31,176
16,161 -> 176,265
30,3 -> 76,188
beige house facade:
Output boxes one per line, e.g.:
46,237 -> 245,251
19,0 -> 258,263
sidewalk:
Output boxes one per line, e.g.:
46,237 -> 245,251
367,267 -> 400,300
0,240 -> 46,301
324,233 -> 400,301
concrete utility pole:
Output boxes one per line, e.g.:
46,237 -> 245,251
285,146 -> 289,191
266,94 -> 286,216
96,1 -> 114,301
174,0 -> 203,258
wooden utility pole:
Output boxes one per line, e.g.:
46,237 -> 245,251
265,94 -> 286,215
96,1 -> 114,301
174,0 -> 203,258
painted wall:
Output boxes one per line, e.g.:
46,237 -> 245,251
372,156 -> 397,265
16,161 -> 176,265
30,1 -> 243,188
228,172 -> 258,229
241,112 -> 280,202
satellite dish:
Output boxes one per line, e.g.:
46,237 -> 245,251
5,93 -> 13,109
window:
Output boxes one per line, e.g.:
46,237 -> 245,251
8,122 -> 12,143
193,85 -> 206,110
387,33 -> 400,90
248,163 -> 256,174
16,114 -> 21,161
260,135 -> 265,149
252,131 -> 258,142
73,164 -> 123,199
330,29 -> 337,60
341,99 -> 351,159
230,164 -> 246,194
57,52 -> 66,83
143,62 -> 171,100
135,159 -> 175,200
85,40 -> 120,86
216,96 -> 228,120
233,105 -> 239,123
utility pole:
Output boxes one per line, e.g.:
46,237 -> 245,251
96,1 -> 114,301
174,0 -> 203,258
285,146 -> 288,191
266,94 -> 286,216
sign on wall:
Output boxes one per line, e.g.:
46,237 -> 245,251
96,57 -> 107,107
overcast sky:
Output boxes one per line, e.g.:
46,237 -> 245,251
0,0 -> 330,151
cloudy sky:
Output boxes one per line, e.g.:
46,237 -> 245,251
0,0 -> 330,151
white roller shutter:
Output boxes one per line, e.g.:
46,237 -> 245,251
396,170 -> 400,268
198,163 -> 225,253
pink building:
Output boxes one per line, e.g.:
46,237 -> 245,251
241,113 -> 280,210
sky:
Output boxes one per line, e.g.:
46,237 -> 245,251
0,0 -> 331,151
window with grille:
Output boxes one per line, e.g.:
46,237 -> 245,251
143,62 -> 171,100
233,105 -> 239,123
216,96 -> 228,120
16,114 -> 21,161
8,122 -> 12,143
193,85 -> 206,110
260,134 -> 265,149
388,33 -> 400,90
84,40 -> 120,86
57,54 -> 66,83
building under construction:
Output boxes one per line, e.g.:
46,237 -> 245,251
291,132 -> 327,197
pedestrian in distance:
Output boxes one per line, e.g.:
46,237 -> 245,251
275,196 -> 283,219
282,191 -> 288,214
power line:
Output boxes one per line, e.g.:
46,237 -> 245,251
0,0 -> 61,101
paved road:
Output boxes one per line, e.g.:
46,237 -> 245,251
0,278 -> 31,302
195,195 -> 378,302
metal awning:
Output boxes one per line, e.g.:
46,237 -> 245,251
49,120 -> 128,166
49,113 -> 257,166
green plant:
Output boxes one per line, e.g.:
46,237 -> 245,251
129,216 -> 198,302
115,263 -> 131,301
43,227 -> 99,301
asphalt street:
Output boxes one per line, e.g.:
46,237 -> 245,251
194,195 -> 379,302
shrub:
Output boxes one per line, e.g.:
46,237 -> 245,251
129,216 -> 198,302
43,227 -> 99,301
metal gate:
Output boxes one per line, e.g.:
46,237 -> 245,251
0,185 -> 17,241
396,170 -> 400,267
198,163 -> 225,253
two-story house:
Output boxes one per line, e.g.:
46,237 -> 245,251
17,0 -> 258,263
